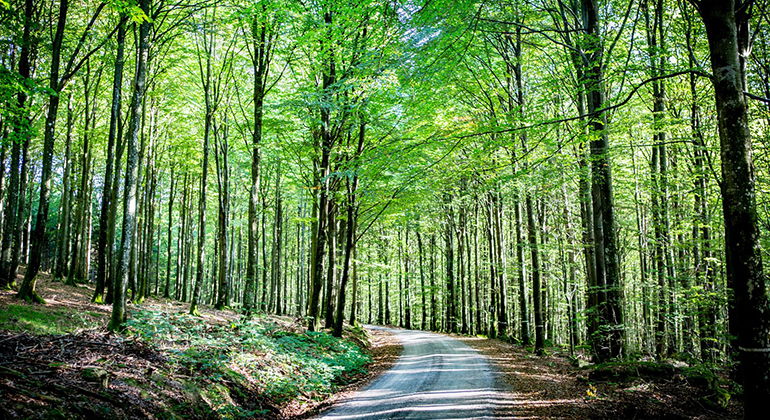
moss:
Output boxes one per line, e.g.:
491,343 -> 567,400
0,304 -> 95,335
682,364 -> 736,409
19,289 -> 46,304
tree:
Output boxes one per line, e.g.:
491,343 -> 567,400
18,0 -> 115,303
691,0 -> 770,415
109,0 -> 151,330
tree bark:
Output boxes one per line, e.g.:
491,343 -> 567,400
582,0 -> 623,361
696,1 -> 770,415
108,0 -> 150,329
18,0 -> 71,303
94,18 -> 126,303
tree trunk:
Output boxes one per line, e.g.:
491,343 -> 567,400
164,169 -> 175,299
697,2 -> 770,415
94,18 -> 126,302
0,0 -> 33,290
215,123 -> 231,310
429,234 -> 437,331
417,229 -> 426,330
18,0 -> 71,303
54,95 -> 74,283
444,195 -> 457,333
271,168 -> 283,314
582,0 -> 623,361
108,0 -> 150,328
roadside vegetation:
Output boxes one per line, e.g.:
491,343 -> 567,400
0,279 -> 375,419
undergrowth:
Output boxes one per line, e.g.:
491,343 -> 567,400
124,309 -> 371,417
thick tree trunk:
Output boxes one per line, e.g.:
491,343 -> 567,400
582,0 -> 623,361
698,2 -> 770,415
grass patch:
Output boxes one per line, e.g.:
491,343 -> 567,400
0,303 -> 101,334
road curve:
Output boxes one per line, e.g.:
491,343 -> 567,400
318,326 -> 512,419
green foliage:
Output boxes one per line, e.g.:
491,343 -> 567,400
124,309 -> 372,412
106,0 -> 150,23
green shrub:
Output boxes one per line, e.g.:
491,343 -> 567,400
124,309 -> 372,413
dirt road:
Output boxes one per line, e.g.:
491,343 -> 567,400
318,326 -> 512,419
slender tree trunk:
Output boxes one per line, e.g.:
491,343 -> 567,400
1,0 -> 33,290
384,242 -> 391,325
245,13 -> 268,312
215,124 -> 231,309
339,119 -> 365,334
271,169 -> 283,314
417,229 -> 426,330
108,0 -> 150,328
404,226 -> 412,330
94,18 -> 126,303
457,205 -> 467,334
164,169 -> 175,299
444,195 -> 457,333
18,0 -> 71,303
323,204 -> 337,327
429,234 -> 437,331
189,111 -> 211,315
54,95 -> 74,283
493,192 -> 507,336
333,181 -> 357,337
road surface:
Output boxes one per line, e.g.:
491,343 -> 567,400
318,326 -> 512,419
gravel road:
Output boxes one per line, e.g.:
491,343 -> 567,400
318,326 -> 512,419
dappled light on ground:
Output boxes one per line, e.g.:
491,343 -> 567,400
319,328 -> 516,419
461,336 -> 741,419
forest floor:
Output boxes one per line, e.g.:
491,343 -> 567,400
0,274 -> 401,419
0,274 -> 743,419
460,336 -> 743,419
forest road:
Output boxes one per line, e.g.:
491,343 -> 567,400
317,326 -> 514,419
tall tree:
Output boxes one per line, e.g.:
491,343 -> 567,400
691,0 -> 770,416
93,16 -> 127,303
18,0 -> 113,302
109,0 -> 151,330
